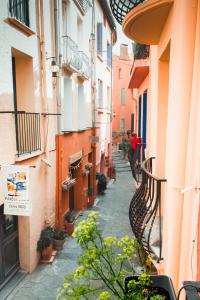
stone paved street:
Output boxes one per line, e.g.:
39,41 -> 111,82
1,153 -> 136,300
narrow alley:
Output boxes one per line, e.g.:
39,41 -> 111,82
2,153 -> 135,300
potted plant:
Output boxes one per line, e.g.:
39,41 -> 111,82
57,212 -> 177,299
64,213 -> 75,236
53,228 -> 67,251
37,226 -> 54,260
87,187 -> 93,208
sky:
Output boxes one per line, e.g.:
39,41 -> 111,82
113,23 -> 133,55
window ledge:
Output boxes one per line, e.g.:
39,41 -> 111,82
15,150 -> 42,162
4,17 -> 35,36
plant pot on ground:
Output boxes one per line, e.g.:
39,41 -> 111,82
125,274 -> 177,300
37,226 -> 54,260
87,187 -> 94,208
64,213 -> 75,235
53,228 -> 67,251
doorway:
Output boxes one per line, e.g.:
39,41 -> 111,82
0,205 -> 19,290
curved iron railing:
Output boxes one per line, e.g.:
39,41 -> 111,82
129,157 -> 166,262
110,0 -> 146,24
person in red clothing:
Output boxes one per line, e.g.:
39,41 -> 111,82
128,132 -> 141,182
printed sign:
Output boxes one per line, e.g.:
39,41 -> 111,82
2,165 -> 31,216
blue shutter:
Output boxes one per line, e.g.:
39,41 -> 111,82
97,23 -> 103,56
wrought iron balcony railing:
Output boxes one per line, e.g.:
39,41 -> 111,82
15,112 -> 41,156
133,43 -> 150,60
110,0 -> 145,24
63,36 -> 80,71
76,0 -> 91,13
78,51 -> 91,79
9,0 -> 30,27
129,157 -> 166,262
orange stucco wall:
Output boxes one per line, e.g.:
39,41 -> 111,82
56,129 -> 96,226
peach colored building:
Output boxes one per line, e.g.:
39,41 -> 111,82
0,0 -> 57,287
112,44 -> 134,144
111,0 -> 200,294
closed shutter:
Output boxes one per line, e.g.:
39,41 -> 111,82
97,23 -> 103,56
121,88 -> 126,105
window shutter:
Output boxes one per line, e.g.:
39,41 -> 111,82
97,23 -> 103,56
121,88 -> 126,105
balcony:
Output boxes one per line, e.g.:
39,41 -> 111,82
63,36 -> 80,72
110,0 -> 174,45
9,0 -> 29,27
129,43 -> 149,88
15,112 -> 41,157
77,51 -> 91,80
129,157 -> 166,262
74,0 -> 91,13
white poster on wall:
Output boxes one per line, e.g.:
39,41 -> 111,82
2,165 -> 31,216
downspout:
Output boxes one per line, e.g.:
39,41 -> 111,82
54,0 -> 62,133
54,0 -> 62,226
90,0 -> 97,200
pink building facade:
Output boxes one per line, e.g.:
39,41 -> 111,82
112,45 -> 134,144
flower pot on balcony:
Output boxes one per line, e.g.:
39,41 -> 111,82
53,228 -> 67,251
53,238 -> 65,251
125,275 -> 177,300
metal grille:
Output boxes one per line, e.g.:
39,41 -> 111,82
63,36 -> 80,71
78,51 -> 91,78
9,0 -> 29,27
129,157 -> 166,262
77,0 -> 91,13
15,112 -> 41,156
110,0 -> 146,24
133,43 -> 150,60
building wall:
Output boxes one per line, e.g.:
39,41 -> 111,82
124,0 -> 200,291
95,1 -> 113,174
112,52 -> 133,144
0,0 -> 57,273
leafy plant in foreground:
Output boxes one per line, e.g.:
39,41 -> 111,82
57,212 -> 165,300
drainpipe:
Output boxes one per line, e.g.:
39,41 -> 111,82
90,0 -> 97,199
54,0 -> 62,134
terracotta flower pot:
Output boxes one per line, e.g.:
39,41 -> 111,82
41,244 -> 53,260
53,238 -> 65,251
87,196 -> 94,208
65,222 -> 74,236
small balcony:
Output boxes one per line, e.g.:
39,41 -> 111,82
15,112 -> 41,157
129,157 -> 166,262
110,0 -> 174,45
9,0 -> 30,27
77,51 -> 91,80
75,0 -> 91,13
63,36 -> 80,72
128,43 -> 150,89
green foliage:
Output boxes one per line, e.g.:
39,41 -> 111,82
37,226 -> 53,252
56,212 -> 165,300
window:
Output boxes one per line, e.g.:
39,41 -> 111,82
120,119 -> 125,131
107,86 -> 111,111
97,23 -> 103,56
120,88 -> 126,105
107,42 -> 112,68
9,0 -> 30,27
98,79 -> 103,108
